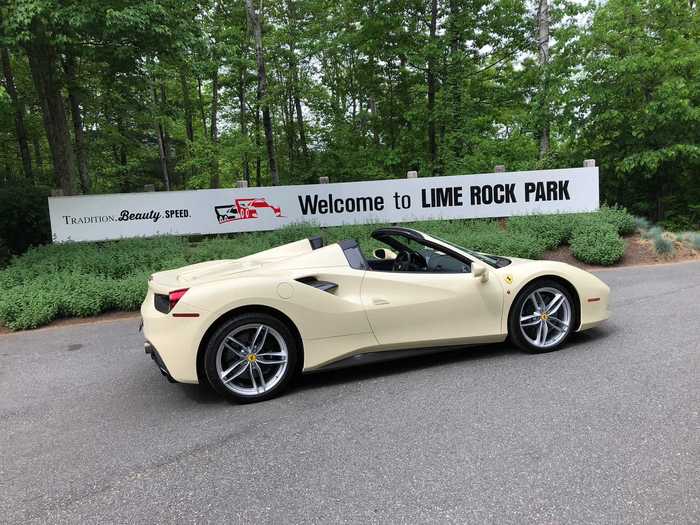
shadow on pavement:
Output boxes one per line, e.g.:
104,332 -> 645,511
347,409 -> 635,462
175,328 -> 611,402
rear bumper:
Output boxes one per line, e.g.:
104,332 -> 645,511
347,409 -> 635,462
144,340 -> 177,383
140,290 -> 206,384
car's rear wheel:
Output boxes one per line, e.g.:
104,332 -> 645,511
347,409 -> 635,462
509,279 -> 575,353
204,313 -> 298,403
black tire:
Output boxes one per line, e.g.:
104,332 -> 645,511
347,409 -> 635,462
508,278 -> 576,354
203,313 -> 299,403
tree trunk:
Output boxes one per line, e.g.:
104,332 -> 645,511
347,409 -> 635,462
32,135 -> 43,173
292,72 -> 308,161
63,52 -> 90,193
239,68 -> 250,184
287,0 -> 309,162
255,106 -> 261,186
427,0 -> 439,174
196,76 -> 207,135
180,67 -> 195,143
209,65 -> 220,188
1,47 -> 33,180
537,0 -> 550,159
153,86 -> 171,191
24,22 -> 76,194
245,0 -> 279,185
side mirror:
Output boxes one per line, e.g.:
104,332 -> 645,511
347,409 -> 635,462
472,262 -> 489,283
373,248 -> 397,260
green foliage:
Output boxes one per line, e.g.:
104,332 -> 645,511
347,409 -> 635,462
653,235 -> 675,256
0,212 -> 630,330
508,214 -> 575,250
569,220 -> 626,265
597,205 -> 637,235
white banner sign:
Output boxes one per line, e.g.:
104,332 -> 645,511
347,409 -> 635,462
48,167 -> 599,242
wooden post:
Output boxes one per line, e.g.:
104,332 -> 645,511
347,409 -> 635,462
583,159 -> 596,167
236,180 -> 249,188
319,176 -> 329,184
406,170 -> 418,178
143,184 -> 155,192
494,165 -> 506,173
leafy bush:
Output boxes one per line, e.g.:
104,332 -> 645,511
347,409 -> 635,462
569,220 -> 625,265
653,235 -> 675,255
508,214 -> 574,250
597,205 -> 637,235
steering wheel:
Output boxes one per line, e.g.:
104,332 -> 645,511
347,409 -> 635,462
393,250 -> 427,272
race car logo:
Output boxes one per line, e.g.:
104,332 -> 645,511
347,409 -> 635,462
215,198 -> 283,224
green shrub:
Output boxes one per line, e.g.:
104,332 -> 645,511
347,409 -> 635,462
508,214 -> 574,250
570,221 -> 625,265
597,205 -> 636,235
653,235 -> 675,255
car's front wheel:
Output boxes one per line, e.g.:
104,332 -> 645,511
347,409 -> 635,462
509,280 -> 575,353
204,313 -> 299,403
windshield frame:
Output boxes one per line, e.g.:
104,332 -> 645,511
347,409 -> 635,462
423,233 -> 512,268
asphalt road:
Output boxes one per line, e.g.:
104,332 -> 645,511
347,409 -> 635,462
1,261 -> 699,524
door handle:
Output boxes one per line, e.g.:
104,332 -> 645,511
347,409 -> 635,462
372,298 -> 390,305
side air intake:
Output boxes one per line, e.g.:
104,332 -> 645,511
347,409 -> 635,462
295,276 -> 338,293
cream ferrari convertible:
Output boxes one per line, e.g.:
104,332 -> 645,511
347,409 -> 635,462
141,227 -> 610,402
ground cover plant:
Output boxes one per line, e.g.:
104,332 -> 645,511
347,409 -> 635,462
0,207 -> 655,331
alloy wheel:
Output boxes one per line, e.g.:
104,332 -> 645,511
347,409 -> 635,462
519,286 -> 572,349
215,323 -> 289,397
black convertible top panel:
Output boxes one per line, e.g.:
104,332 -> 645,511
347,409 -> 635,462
338,239 -> 368,270
371,227 -> 424,242
308,236 -> 324,250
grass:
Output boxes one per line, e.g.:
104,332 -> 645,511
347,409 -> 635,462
0,207 -> 636,331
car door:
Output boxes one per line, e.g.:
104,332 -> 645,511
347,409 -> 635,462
360,268 -> 504,348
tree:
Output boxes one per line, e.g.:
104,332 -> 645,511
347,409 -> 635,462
245,0 -> 279,185
0,46 -> 32,179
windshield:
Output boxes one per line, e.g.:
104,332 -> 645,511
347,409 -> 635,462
430,235 -> 511,268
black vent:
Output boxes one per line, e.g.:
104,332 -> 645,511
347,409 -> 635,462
154,293 -> 170,314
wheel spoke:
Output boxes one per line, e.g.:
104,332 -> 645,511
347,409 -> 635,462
535,292 -> 547,310
251,325 -> 269,352
547,294 -> 565,315
548,320 -> 567,334
520,313 -> 540,327
256,352 -> 288,365
529,295 -> 539,311
224,337 -> 248,358
548,316 -> 569,330
221,360 -> 248,383
535,320 -> 549,345
249,363 -> 258,391
254,362 -> 266,389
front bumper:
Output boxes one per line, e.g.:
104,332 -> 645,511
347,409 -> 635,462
144,340 -> 177,383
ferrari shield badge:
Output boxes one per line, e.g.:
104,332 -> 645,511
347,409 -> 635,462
505,275 -> 513,285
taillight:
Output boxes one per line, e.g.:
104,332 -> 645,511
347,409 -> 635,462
168,288 -> 189,310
